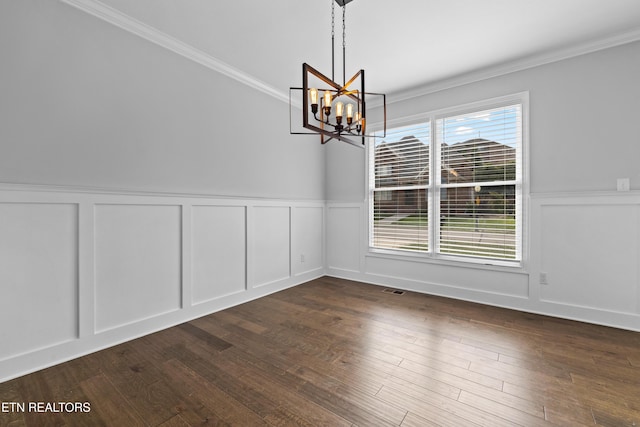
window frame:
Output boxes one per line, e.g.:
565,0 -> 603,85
366,92 -> 529,269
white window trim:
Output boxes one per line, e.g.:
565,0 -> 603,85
366,92 -> 529,270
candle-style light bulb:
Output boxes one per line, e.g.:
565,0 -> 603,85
355,111 -> 362,134
346,103 -> 354,124
323,91 -> 332,117
323,91 -> 332,107
335,101 -> 344,129
309,88 -> 318,115
334,101 -> 344,132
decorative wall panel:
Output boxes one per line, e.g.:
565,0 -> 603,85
192,205 -> 246,304
326,205 -> 361,273
292,206 -> 324,276
539,203 -> 638,313
0,203 -> 78,360
94,204 -> 182,332
252,206 -> 291,287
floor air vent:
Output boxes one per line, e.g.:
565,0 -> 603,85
382,288 -> 405,295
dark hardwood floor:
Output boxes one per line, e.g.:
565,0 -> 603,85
2,277 -> 640,426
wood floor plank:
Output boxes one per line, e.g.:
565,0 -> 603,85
570,373 -> 640,413
160,358 -> 266,426
501,371 -> 593,426
270,360 -> 407,426
0,381 -> 27,426
80,374 -> 146,426
400,357 -> 504,391
457,390 -> 548,427
497,352 -> 573,381
295,379 -> 404,427
543,404 -> 597,427
376,385 -> 486,427
202,345 -> 355,427
400,411 -> 443,427
157,414 -> 191,427
469,358 -> 571,387
236,365 -> 353,427
14,371 -> 68,427
337,349 -> 463,395
591,406 -> 640,427
2,277 -> 639,426
381,373 -> 461,401
176,323 -> 234,352
206,309 -> 269,335
438,337 -> 500,362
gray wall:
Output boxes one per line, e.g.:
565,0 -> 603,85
326,40 -> 640,200
0,0 -> 327,382
325,40 -> 640,332
0,0 -> 324,200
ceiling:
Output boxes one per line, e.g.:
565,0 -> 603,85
91,0 -> 640,97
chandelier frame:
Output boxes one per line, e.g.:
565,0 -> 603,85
289,0 -> 386,148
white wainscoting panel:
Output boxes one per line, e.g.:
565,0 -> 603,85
192,205 -> 246,304
252,206 -> 291,287
0,186 -> 326,382
364,255 -> 529,299
327,195 -> 640,331
94,204 -> 182,332
292,206 -> 324,276
0,203 -> 79,361
326,204 -> 362,273
538,199 -> 639,314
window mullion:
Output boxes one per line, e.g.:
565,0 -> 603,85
432,118 -> 440,256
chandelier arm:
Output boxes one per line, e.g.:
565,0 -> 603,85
313,111 -> 348,130
303,63 -> 342,91
342,70 -> 361,94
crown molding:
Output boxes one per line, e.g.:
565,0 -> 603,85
59,0 -> 640,107
59,0 -> 289,104
388,27 -> 640,105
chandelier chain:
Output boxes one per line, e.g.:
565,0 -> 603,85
342,3 -> 346,85
331,0 -> 335,39
342,4 -> 346,50
331,0 -> 335,81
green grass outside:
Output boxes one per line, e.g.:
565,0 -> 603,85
395,215 -> 428,226
441,216 -> 515,232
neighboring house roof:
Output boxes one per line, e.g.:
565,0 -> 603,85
375,137 -> 515,184
375,136 -> 429,185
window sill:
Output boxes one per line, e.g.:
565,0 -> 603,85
366,248 -> 527,274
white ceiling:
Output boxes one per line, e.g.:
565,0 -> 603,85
93,0 -> 640,96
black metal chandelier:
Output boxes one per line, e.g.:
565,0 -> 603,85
290,0 -> 386,147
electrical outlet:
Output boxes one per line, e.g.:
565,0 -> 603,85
300,254 -> 305,263
540,272 -> 548,285
617,178 -> 630,192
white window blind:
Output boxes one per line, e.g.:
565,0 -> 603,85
370,123 -> 430,252
369,97 -> 524,264
437,104 -> 522,260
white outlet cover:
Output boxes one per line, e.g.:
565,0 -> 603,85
617,178 -> 630,192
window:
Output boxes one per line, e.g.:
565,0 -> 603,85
369,94 -> 526,265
